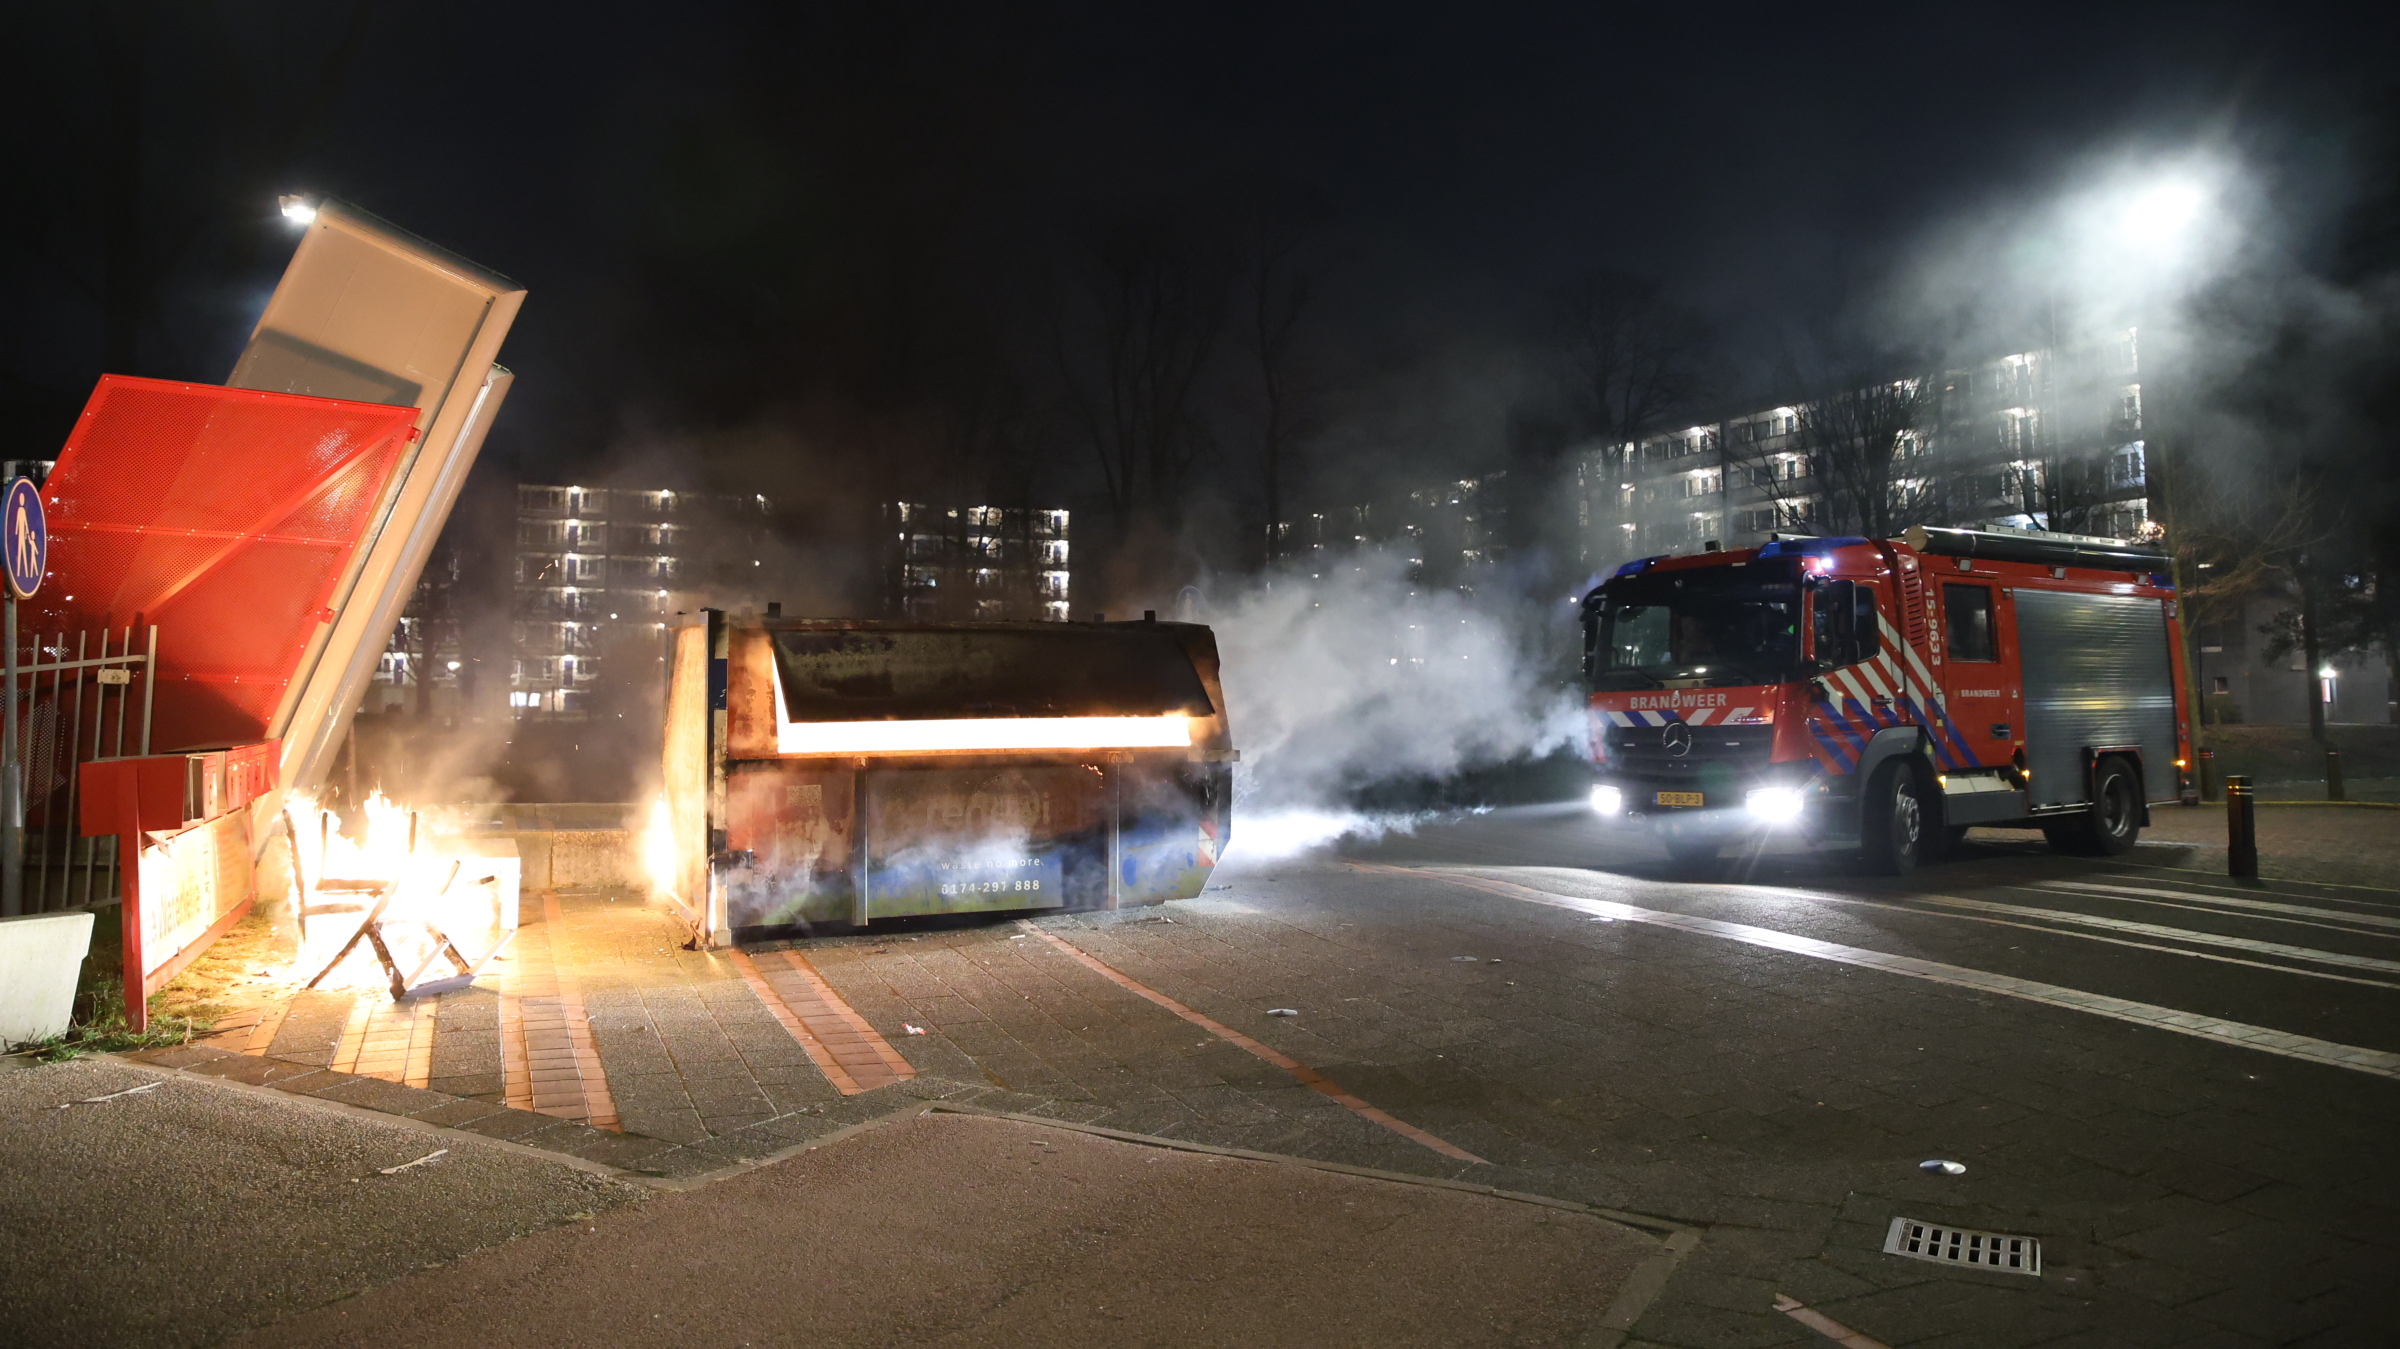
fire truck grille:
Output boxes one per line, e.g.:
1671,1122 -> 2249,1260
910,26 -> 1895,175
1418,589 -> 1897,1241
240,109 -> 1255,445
1604,724 -> 1773,794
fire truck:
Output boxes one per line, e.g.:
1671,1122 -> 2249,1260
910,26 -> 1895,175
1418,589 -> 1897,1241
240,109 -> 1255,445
1580,525 -> 2194,873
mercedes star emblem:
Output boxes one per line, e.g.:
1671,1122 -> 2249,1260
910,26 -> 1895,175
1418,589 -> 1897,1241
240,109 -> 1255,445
1661,721 -> 1693,756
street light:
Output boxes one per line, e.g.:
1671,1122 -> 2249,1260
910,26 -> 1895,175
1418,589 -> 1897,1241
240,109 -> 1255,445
2118,179 -> 2207,246
278,195 -> 317,227
2068,159 -> 2229,289
2073,157 -> 2236,800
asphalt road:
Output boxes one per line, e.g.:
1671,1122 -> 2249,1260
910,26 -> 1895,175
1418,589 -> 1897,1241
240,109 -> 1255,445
1283,806 -> 2400,1345
0,1056 -> 648,1349
1348,807 -> 2400,1060
9,804 -> 2396,1348
235,1110 -> 1667,1349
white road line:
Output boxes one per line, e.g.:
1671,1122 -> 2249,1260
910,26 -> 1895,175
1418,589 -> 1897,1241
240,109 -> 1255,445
2040,880 -> 2400,932
1802,891 -> 2400,991
2018,885 -> 2400,940
2024,884 -> 2400,940
2099,861 -> 2400,900
1354,863 -> 2400,1082
1902,894 -> 2400,976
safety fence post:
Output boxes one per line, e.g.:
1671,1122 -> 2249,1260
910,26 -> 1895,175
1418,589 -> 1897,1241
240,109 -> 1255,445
2,594 -> 15,918
2225,775 -> 2257,879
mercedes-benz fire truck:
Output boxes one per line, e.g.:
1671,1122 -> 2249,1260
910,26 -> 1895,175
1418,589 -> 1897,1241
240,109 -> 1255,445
1580,525 -> 2194,873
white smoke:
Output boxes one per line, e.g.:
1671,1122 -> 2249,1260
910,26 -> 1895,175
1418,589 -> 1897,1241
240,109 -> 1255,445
1208,549 -> 1585,857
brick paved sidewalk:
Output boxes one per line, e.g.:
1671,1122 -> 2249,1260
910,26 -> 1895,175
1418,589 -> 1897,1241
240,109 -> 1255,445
2130,800 -> 2400,889
165,890 -> 861,1177
164,878 -> 1521,1186
764,921 -> 1470,1173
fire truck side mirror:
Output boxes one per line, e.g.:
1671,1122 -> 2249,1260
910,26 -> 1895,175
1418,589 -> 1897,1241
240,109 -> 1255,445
1809,578 -> 1873,669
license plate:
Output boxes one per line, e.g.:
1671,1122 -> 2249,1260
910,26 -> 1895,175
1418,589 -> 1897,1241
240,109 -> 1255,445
1654,791 -> 1704,808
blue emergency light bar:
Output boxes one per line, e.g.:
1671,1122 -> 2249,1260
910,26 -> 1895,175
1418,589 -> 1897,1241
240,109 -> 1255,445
1755,536 -> 1869,558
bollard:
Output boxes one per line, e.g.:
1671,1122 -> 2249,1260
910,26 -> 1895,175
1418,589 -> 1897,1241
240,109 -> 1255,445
2325,746 -> 2345,802
2225,774 -> 2257,879
2197,748 -> 2218,803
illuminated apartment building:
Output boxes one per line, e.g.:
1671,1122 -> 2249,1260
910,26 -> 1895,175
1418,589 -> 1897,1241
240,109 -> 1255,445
885,502 -> 1071,621
510,483 -> 768,712
1574,333 -> 2154,570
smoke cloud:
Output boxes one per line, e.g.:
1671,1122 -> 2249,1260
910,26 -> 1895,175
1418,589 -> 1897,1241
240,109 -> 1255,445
1849,131 -> 2400,526
1207,549 -> 1585,856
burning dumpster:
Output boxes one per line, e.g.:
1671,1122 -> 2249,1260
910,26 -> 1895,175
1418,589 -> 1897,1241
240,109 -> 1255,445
653,612 -> 1236,944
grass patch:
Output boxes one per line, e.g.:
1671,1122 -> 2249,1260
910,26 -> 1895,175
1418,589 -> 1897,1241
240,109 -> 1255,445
152,910 -> 293,1016
5,912 -> 233,1062
16,977 -> 216,1062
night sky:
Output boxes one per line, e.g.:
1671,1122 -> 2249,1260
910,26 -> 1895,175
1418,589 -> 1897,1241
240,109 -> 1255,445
5,2 -> 2394,523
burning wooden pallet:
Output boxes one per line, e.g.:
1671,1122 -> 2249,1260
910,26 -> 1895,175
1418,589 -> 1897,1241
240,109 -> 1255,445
292,799 -> 519,1000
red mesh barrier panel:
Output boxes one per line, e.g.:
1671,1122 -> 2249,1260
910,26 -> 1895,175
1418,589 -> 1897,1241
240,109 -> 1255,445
30,376 -> 419,751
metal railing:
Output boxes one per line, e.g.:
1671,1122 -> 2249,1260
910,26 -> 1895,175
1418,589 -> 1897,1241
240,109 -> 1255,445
1,619 -> 156,916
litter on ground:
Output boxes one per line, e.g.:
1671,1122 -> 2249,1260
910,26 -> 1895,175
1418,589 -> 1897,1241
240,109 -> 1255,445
378,1149 -> 449,1175
56,1081 -> 163,1108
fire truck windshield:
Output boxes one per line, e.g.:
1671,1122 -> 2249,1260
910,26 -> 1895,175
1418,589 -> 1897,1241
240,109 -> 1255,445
1584,559 -> 1802,690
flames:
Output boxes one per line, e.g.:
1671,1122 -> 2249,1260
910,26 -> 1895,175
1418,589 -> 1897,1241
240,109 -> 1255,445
641,795 -> 680,904
297,789 -> 419,884
776,714 -> 1191,756
282,791 -> 516,993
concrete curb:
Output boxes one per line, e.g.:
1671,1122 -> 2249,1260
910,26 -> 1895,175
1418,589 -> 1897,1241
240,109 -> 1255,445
921,1101 -> 1700,1238
84,1053 -> 638,1185
913,1102 -> 1709,1348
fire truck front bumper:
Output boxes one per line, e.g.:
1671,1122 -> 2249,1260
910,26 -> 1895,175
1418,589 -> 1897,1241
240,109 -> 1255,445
1590,769 -> 1831,837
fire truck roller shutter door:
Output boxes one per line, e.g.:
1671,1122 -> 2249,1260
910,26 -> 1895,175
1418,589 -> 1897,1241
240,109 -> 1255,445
2012,589 -> 2177,809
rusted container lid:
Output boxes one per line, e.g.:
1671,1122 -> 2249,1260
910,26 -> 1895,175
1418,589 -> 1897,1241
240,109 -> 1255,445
771,624 -> 1216,721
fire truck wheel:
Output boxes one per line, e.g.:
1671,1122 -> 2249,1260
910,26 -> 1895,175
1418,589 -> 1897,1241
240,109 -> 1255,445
1861,761 -> 1928,876
2046,757 -> 2143,856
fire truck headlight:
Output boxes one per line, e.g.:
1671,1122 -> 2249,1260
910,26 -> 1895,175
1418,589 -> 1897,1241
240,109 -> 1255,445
1745,786 -> 1807,825
1590,785 -> 1624,816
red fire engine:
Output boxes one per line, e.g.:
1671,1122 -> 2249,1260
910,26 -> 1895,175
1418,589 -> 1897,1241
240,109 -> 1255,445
1580,525 -> 2194,873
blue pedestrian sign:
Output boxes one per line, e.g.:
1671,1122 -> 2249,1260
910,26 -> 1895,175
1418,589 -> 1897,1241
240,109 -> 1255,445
4,478 -> 45,600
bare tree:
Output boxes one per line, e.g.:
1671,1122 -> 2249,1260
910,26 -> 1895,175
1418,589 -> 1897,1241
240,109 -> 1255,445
932,326 -> 1039,506
2171,466 -> 2328,729
2002,455 -> 2117,535
1742,375 -> 1939,538
1053,211 -> 1229,527
2226,480 -> 2360,744
2275,537 -> 2400,731
1537,269 -> 1711,569
1235,185 -> 1327,564
2169,472 -> 2313,638
1551,270 -> 1712,447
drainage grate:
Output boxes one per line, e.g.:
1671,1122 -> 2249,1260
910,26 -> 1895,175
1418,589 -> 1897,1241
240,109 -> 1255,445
1883,1217 -> 2042,1276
